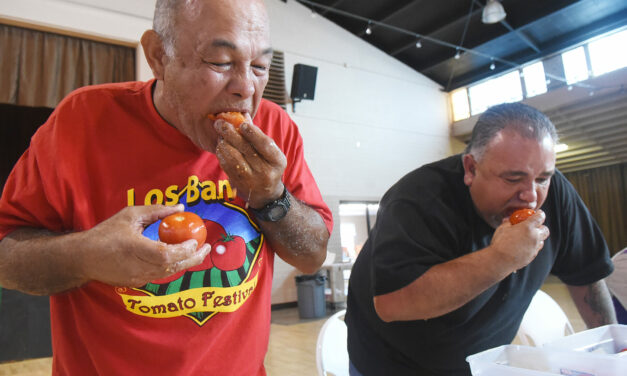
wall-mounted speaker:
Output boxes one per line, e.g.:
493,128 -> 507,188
290,64 -> 318,101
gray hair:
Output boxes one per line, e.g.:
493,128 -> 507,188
465,102 -> 558,160
153,0 -> 182,57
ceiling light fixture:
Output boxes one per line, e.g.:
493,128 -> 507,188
415,39 -> 422,48
490,59 -> 496,70
482,0 -> 506,24
454,49 -> 461,59
365,21 -> 372,35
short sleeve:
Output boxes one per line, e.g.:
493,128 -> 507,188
549,172 -> 613,285
0,136 -> 65,240
370,193 -> 462,296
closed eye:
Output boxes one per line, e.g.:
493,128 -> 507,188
203,60 -> 231,69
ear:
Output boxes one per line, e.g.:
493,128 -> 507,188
462,154 -> 477,187
140,30 -> 167,80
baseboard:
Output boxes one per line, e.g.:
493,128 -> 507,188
271,301 -> 297,310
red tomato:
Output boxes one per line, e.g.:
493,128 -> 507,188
158,212 -> 207,249
207,112 -> 246,130
509,209 -> 536,225
211,234 -> 247,271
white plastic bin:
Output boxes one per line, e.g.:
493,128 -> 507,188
466,344 -> 627,376
543,324 -> 627,356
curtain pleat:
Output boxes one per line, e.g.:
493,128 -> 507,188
0,24 -> 135,108
0,25 -> 22,104
564,163 -> 627,256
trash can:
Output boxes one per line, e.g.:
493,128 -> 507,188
295,273 -> 327,319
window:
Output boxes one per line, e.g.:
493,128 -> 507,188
339,202 -> 379,262
588,29 -> 627,77
561,47 -> 589,84
468,71 -> 523,116
522,62 -> 548,98
451,88 -> 470,121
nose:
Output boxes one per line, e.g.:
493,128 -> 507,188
227,66 -> 255,99
518,182 -> 538,207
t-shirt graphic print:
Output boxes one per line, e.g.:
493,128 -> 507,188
117,176 -> 264,325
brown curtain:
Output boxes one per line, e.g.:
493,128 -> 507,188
0,24 -> 135,108
564,163 -> 627,256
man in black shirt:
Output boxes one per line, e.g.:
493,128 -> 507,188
345,102 -> 616,375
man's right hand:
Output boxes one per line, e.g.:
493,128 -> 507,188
78,204 -> 211,288
0,204 -> 211,295
489,210 -> 550,272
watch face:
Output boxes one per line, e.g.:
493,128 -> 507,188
268,204 -> 288,221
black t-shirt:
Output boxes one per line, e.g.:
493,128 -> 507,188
345,154 -> 613,376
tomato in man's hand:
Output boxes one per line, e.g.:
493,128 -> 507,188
509,209 -> 536,225
158,212 -> 207,249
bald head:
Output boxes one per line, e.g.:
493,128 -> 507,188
153,0 -> 269,57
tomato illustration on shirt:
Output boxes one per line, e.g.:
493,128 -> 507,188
187,219 -> 247,272
211,233 -> 247,271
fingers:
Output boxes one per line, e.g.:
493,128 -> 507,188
529,209 -> 546,225
164,243 -> 211,275
239,123 -> 286,166
125,203 -> 184,231
214,120 -> 286,168
134,240 -> 211,281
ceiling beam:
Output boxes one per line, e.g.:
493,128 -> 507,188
319,0 -> 347,17
357,0 -> 420,37
389,3 -> 485,57
447,9 -> 627,89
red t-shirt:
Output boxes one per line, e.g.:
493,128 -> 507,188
0,80 -> 333,375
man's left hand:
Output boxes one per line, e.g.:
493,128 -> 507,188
213,119 -> 287,208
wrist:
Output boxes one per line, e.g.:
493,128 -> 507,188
250,185 -> 291,222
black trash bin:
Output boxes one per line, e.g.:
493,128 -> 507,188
295,273 -> 327,319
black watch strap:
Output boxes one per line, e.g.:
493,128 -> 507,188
250,186 -> 291,222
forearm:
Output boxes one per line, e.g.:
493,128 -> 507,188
0,228 -> 88,295
568,281 -> 617,328
256,198 -> 329,274
374,246 -> 514,322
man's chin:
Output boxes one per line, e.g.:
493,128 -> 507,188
487,215 -> 504,229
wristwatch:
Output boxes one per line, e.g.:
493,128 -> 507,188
250,186 -> 291,222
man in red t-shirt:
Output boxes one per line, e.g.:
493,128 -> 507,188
0,0 -> 332,374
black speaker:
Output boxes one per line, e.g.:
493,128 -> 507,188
291,64 -> 318,101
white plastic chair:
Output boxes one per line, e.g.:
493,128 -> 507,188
316,309 -> 349,376
514,289 -> 575,346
